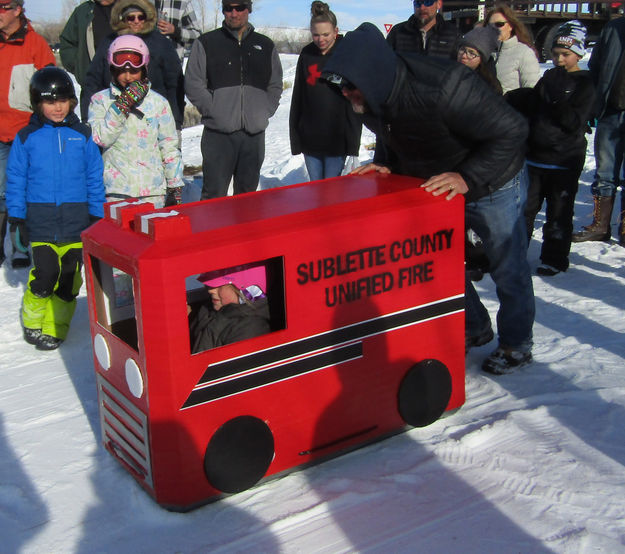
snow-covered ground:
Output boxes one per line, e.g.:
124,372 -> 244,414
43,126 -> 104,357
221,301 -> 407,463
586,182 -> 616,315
1,55 -> 625,553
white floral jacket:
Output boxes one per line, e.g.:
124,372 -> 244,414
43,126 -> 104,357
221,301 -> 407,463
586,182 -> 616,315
88,83 -> 183,199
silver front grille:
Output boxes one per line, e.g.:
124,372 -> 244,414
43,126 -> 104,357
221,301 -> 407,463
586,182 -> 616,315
96,374 -> 153,489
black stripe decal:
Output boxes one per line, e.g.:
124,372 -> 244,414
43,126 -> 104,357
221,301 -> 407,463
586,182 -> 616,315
182,342 -> 362,409
195,296 -> 463,387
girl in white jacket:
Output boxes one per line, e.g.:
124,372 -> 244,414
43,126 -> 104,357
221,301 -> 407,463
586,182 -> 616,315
88,34 -> 183,207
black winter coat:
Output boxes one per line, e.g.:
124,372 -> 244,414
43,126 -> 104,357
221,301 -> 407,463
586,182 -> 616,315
386,14 -> 459,59
506,67 -> 595,171
289,38 -> 362,157
189,298 -> 271,354
80,30 -> 185,128
374,55 -> 528,202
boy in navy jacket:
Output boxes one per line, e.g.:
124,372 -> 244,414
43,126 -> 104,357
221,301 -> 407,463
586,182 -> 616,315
6,67 -> 105,350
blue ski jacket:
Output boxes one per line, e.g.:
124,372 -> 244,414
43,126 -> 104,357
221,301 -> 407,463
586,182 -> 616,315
6,112 -> 105,243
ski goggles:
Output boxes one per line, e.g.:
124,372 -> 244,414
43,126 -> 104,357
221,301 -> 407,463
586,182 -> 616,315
111,50 -> 145,69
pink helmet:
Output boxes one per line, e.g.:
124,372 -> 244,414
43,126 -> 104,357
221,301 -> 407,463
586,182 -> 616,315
107,35 -> 150,69
197,265 -> 267,295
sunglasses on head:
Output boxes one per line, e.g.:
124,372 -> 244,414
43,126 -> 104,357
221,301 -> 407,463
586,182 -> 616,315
223,4 -> 247,12
490,21 -> 507,28
413,0 -> 437,7
125,13 -> 146,22
111,50 -> 145,69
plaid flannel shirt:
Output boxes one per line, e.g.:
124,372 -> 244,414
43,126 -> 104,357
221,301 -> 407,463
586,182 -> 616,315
155,0 -> 201,59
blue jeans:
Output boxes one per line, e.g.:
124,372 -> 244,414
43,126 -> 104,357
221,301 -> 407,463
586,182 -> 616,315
592,108 -> 625,197
0,141 -> 10,212
465,166 -> 535,352
304,154 -> 346,181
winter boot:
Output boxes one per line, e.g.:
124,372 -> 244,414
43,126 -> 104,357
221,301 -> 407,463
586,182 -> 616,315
482,346 -> 533,375
572,196 -> 614,242
0,210 -> 7,266
23,327 -> 42,345
35,334 -> 63,351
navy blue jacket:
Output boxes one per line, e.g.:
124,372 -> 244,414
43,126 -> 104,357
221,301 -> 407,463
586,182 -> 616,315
6,112 -> 105,243
588,16 -> 625,118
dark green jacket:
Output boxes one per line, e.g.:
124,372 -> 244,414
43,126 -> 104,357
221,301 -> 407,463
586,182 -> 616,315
59,1 -> 97,86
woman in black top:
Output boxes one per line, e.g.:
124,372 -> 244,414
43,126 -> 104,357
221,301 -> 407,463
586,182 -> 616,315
289,1 -> 362,181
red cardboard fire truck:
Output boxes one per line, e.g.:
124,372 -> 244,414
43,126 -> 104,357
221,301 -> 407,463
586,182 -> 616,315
81,173 -> 465,511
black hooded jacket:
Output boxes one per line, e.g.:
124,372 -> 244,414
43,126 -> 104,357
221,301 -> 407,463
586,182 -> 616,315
189,298 -> 271,353
323,23 -> 528,203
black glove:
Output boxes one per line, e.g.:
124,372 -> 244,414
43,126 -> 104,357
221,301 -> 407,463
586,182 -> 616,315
8,217 -> 29,251
114,78 -> 150,117
164,186 -> 183,207
542,66 -> 574,105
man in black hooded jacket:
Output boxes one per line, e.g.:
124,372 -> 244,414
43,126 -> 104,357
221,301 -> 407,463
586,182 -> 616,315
323,23 -> 535,375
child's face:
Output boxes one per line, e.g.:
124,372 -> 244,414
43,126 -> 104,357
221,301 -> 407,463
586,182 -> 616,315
552,47 -> 581,72
41,99 -> 71,123
208,285 -> 240,311
115,67 -> 142,88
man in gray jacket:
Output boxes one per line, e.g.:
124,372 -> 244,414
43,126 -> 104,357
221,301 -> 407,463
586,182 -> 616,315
185,0 -> 282,199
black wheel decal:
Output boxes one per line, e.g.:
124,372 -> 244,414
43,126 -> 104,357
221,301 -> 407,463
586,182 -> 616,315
204,416 -> 274,493
398,359 -> 452,427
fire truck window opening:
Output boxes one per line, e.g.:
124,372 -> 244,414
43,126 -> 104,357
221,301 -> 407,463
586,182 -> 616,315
204,416 -> 275,494
397,359 -> 452,428
90,256 -> 139,352
186,257 -> 286,355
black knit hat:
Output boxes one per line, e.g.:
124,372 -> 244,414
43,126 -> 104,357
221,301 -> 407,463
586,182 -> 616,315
459,25 -> 500,62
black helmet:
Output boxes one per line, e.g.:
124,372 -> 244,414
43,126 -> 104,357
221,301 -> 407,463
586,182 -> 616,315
30,67 -> 76,108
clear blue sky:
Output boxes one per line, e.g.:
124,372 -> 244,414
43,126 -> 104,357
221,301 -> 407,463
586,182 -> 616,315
23,0 -> 409,33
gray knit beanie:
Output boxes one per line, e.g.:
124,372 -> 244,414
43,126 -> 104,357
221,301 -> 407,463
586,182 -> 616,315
459,25 -> 500,62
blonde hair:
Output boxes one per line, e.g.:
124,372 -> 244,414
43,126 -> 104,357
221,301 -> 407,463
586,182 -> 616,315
310,1 -> 337,28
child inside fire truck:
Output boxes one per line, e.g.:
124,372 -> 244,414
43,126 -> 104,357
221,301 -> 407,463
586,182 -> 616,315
188,266 -> 271,353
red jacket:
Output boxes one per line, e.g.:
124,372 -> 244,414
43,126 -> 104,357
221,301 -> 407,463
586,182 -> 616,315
0,18 -> 56,143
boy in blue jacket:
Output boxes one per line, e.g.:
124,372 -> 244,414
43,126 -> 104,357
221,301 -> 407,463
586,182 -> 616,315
6,67 -> 105,350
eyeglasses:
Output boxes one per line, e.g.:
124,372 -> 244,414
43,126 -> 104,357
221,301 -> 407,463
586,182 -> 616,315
223,4 -> 247,12
490,21 -> 507,28
124,13 -> 146,22
458,46 -> 479,60
0,4 -> 17,10
413,0 -> 437,7
111,50 -> 145,69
